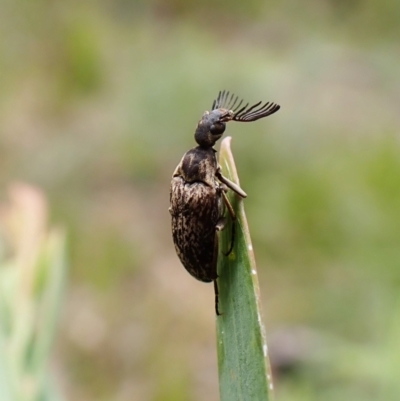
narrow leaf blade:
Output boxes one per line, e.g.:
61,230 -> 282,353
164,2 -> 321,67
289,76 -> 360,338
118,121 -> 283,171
216,137 -> 273,401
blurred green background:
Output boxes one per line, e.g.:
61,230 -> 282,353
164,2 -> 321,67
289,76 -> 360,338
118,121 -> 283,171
1,0 -> 400,400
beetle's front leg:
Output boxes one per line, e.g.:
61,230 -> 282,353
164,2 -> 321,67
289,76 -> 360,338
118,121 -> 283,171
216,166 -> 247,198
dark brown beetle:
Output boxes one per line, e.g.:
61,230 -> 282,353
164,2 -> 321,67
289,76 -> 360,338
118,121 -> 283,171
169,91 -> 280,315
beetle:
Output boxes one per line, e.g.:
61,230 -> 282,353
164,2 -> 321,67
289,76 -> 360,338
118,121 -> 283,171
169,90 -> 280,315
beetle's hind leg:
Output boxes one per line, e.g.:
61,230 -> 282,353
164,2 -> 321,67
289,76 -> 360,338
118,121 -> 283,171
213,279 -> 221,316
220,190 -> 236,256
212,219 -> 226,316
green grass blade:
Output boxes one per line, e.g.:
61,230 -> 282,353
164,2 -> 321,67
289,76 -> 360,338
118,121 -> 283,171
31,228 -> 67,390
216,137 -> 273,401
0,186 -> 67,401
0,337 -> 13,401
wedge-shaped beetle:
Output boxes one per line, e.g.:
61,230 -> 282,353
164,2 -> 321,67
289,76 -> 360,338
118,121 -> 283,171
169,91 -> 280,315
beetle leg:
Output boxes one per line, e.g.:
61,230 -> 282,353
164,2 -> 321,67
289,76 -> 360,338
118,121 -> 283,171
212,195 -> 237,316
216,167 -> 247,198
213,215 -> 227,269
221,190 -> 236,256
213,279 -> 221,316
213,222 -> 226,316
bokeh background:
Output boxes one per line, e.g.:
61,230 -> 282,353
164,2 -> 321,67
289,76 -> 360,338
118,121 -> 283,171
1,0 -> 400,400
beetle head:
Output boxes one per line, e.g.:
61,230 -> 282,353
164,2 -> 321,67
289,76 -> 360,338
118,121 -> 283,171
194,109 -> 234,147
194,90 -> 280,148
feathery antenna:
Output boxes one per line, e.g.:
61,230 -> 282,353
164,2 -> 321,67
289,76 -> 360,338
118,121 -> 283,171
212,90 -> 280,122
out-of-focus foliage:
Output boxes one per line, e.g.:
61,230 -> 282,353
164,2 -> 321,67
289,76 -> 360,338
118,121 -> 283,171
0,184 -> 67,401
0,0 -> 399,400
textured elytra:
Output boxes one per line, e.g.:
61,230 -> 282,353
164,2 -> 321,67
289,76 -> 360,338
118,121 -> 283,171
170,177 -> 221,281
170,147 -> 224,282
